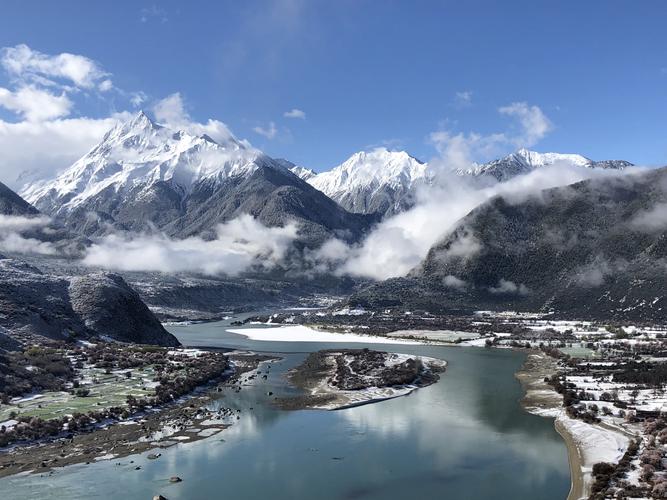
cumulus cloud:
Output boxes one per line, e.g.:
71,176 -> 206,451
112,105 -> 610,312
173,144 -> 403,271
0,44 -> 137,187
1,114 -> 129,189
283,108 -> 306,119
83,214 -> 299,276
0,215 -> 56,255
1,44 -> 111,91
498,102 -> 553,148
488,279 -> 529,295
0,85 -> 72,121
253,121 -> 278,140
429,101 -> 552,171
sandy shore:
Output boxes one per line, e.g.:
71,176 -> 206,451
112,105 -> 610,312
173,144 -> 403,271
555,418 -> 586,500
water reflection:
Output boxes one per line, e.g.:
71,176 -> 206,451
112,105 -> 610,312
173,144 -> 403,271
0,322 -> 570,500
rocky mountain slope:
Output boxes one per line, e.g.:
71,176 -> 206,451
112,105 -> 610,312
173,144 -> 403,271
350,166 -> 667,321
0,181 -> 39,216
22,112 -> 373,247
0,256 -> 179,347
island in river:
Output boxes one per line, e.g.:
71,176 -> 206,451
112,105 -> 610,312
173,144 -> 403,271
275,348 -> 447,410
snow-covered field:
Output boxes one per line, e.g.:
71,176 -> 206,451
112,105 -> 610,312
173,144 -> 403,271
227,325 -> 425,344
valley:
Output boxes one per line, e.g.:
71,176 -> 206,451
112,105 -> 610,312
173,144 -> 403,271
0,67 -> 664,500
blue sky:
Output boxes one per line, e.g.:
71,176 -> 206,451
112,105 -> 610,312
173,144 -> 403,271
0,0 -> 666,177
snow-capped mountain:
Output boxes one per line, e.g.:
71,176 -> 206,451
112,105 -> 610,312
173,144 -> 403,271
23,111 -> 267,215
22,111 -> 373,245
458,148 -> 632,182
307,148 -> 430,216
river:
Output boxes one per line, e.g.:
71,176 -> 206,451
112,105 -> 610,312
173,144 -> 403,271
1,318 -> 571,499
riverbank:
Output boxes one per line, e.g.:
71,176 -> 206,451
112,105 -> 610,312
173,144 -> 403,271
515,349 -> 633,500
0,352 -> 273,477
514,351 -> 585,499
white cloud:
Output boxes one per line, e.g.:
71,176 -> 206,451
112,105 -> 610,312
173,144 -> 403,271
83,214 -> 298,276
498,101 -> 553,148
152,92 -> 242,145
489,279 -> 529,295
140,5 -> 168,23
0,115 -> 128,188
0,85 -> 72,122
283,108 -> 306,119
443,275 -> 467,290
454,90 -> 473,106
1,44 -> 111,90
315,162 -> 626,281
429,129 -> 510,172
0,44 -> 131,186
253,121 -> 278,140
0,215 -> 56,255
630,203 -> 667,232
98,79 -> 113,92
429,101 -> 552,171
153,92 -> 188,126
130,91 -> 147,107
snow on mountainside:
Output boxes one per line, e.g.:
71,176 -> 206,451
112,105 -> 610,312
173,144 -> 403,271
307,148 -> 430,216
458,148 -> 632,182
22,111 -> 270,215
301,147 -> 631,217
19,111 -> 373,245
273,159 -> 316,181
289,165 -> 317,181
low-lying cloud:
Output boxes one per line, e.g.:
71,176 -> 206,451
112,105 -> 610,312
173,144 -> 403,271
489,279 -> 529,295
82,214 -> 299,276
630,203 -> 667,232
0,214 -> 56,255
314,162 -> 627,280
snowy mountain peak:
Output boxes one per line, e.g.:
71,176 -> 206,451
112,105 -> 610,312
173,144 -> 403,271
458,149 -> 631,181
311,148 -> 428,192
306,148 -> 430,216
512,148 -> 591,168
21,112 -> 266,215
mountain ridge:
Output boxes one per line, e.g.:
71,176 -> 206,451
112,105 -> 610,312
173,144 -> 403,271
21,111 -> 374,246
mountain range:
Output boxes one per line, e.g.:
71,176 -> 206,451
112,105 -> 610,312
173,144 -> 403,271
293,147 -> 632,218
2,109 -> 665,330
21,112 -> 372,247
349,166 -> 667,321
457,148 -> 633,182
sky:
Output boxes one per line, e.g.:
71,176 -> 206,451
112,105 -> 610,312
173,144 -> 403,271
0,0 -> 666,186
